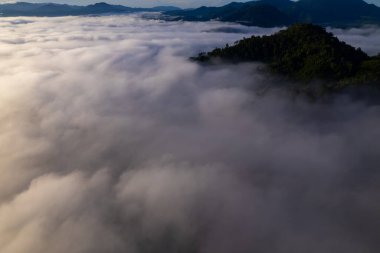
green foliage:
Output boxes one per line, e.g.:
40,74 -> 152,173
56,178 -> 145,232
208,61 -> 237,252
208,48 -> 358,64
193,24 -> 380,90
357,57 -> 380,82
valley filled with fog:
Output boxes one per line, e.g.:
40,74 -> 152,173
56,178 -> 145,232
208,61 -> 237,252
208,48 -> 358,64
0,15 -> 379,253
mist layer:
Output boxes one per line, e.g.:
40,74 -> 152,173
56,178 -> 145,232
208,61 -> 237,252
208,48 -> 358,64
0,15 -> 379,253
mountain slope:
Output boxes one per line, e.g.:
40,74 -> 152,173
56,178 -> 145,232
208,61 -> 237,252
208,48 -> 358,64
193,24 -> 380,90
259,0 -> 295,11
218,4 -> 294,27
1,1 -> 380,27
164,0 -> 380,27
165,1 -> 294,26
150,6 -> 181,11
0,2 -> 181,16
292,0 -> 380,26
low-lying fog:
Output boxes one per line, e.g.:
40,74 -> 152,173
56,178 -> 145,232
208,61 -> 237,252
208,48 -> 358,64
0,15 -> 379,253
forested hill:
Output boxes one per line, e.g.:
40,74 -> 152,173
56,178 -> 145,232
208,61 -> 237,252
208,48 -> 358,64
193,24 -> 380,90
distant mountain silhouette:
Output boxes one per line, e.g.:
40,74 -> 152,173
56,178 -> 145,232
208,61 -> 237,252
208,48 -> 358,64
83,2 -> 133,13
0,2 -> 181,16
1,1 -> 380,27
293,0 -> 380,26
166,2 -> 294,27
164,0 -> 380,27
150,6 -> 181,12
220,4 -> 294,27
193,24 -> 380,93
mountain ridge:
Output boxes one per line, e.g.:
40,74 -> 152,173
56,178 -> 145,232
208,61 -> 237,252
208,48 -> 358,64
0,2 -> 181,16
1,1 -> 380,28
164,0 -> 380,27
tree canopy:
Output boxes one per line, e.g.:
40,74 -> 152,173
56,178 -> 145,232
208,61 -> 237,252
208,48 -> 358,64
193,24 -> 380,91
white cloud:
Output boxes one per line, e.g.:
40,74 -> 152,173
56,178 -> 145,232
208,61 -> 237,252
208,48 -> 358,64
0,14 -> 379,253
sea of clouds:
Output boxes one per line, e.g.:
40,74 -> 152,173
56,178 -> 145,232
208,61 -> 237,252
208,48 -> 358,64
0,15 -> 379,253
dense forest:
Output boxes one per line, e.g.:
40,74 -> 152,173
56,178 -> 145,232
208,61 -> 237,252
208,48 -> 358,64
193,24 -> 380,92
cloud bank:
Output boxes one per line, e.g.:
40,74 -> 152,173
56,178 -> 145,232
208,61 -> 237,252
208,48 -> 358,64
0,15 -> 379,253
0,0 -> 268,8
330,26 -> 380,56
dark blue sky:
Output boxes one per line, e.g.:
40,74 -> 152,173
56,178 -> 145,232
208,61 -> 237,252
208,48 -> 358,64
0,0 -> 378,8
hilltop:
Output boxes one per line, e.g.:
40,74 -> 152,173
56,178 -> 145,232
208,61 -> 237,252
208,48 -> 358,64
193,24 -> 380,92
